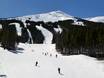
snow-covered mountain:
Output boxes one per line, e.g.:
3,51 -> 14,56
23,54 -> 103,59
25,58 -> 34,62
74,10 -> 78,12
0,11 -> 85,49
0,11 -> 104,78
8,10 -> 84,26
0,11 -> 104,55
15,11 -> 74,22
85,16 -> 104,23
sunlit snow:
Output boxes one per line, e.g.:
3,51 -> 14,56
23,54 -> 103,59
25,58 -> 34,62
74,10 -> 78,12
85,16 -> 104,23
0,43 -> 104,78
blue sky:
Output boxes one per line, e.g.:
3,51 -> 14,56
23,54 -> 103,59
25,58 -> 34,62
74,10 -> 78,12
0,0 -> 104,18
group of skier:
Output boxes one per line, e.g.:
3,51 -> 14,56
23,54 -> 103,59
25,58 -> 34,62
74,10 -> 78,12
42,52 -> 58,58
35,52 -> 64,75
35,61 -> 63,75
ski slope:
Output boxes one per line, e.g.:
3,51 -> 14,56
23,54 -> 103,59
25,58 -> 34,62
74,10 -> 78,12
0,43 -> 104,78
36,25 -> 53,44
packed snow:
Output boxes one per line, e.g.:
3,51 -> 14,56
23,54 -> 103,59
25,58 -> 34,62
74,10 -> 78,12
26,29 -> 34,44
0,43 -> 104,78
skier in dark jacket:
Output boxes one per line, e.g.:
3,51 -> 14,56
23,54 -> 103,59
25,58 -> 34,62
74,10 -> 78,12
35,61 -> 38,66
56,54 -> 58,58
58,67 -> 64,75
58,67 -> 61,74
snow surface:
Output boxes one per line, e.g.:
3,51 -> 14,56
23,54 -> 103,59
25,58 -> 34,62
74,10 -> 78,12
19,19 -> 34,44
0,43 -> 104,78
0,24 -> 2,29
72,21 -> 85,26
26,29 -> 34,44
16,11 -> 74,22
14,11 -> 86,26
85,16 -> 104,23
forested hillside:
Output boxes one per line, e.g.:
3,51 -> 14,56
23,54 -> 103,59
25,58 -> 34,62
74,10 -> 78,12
0,11 -> 104,59
56,19 -> 104,58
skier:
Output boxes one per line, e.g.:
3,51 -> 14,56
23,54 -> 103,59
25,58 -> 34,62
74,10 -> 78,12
42,52 -> 44,55
35,61 -> 38,66
58,67 -> 61,74
45,53 -> 47,56
32,49 -> 34,52
50,54 -> 52,57
56,54 -> 58,58
58,67 -> 64,75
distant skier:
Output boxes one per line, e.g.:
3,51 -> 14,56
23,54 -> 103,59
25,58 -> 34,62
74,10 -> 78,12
35,61 -> 38,66
50,54 -> 52,57
32,49 -> 34,52
56,54 -> 58,58
45,53 -> 47,56
42,52 -> 44,55
58,67 -> 64,75
58,67 -> 61,74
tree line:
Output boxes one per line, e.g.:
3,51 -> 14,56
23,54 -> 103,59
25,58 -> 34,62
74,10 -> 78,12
56,19 -> 104,58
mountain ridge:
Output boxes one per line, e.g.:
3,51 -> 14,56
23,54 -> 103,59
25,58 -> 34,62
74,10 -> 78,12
7,11 -> 74,22
0,10 -> 103,23
8,10 -> 104,23
85,16 -> 104,23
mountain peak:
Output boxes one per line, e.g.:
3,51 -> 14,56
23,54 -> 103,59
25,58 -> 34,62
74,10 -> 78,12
48,10 -> 71,16
48,10 -> 73,18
